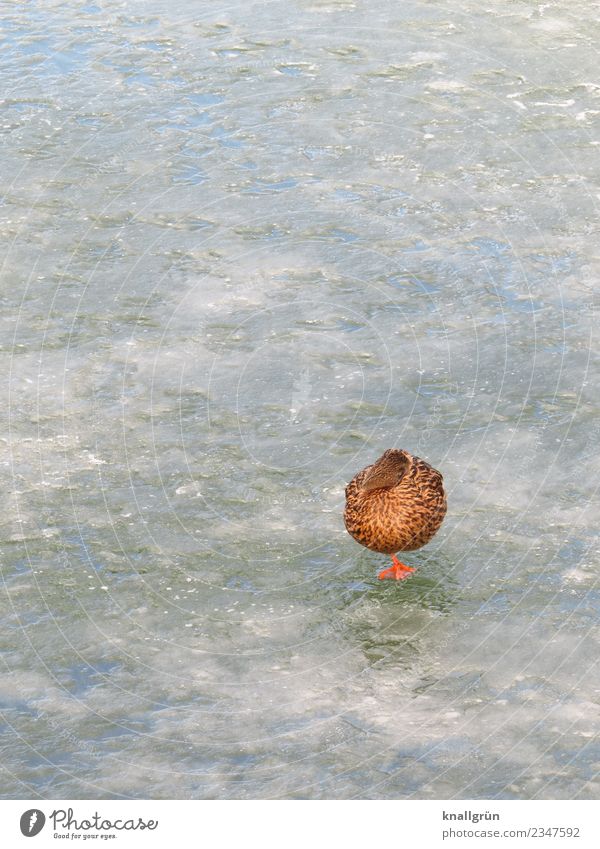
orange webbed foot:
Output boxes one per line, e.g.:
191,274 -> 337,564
378,554 -> 415,581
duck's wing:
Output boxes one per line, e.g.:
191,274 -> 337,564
411,456 -> 446,508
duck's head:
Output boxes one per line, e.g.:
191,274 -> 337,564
361,448 -> 411,492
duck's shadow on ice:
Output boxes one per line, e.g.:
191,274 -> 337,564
344,547 -> 458,611
340,548 -> 459,670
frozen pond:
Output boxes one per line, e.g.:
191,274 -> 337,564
1,0 -> 599,798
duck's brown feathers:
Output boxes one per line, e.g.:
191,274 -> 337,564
344,449 -> 446,554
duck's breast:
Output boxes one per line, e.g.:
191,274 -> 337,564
344,463 -> 446,553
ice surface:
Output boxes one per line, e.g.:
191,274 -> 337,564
1,0 -> 599,799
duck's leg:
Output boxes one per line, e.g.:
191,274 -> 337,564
378,554 -> 415,581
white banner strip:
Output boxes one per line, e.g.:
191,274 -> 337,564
0,800 -> 597,849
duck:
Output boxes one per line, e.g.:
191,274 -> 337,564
344,448 -> 447,580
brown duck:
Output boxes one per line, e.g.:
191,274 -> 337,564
344,448 -> 447,580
